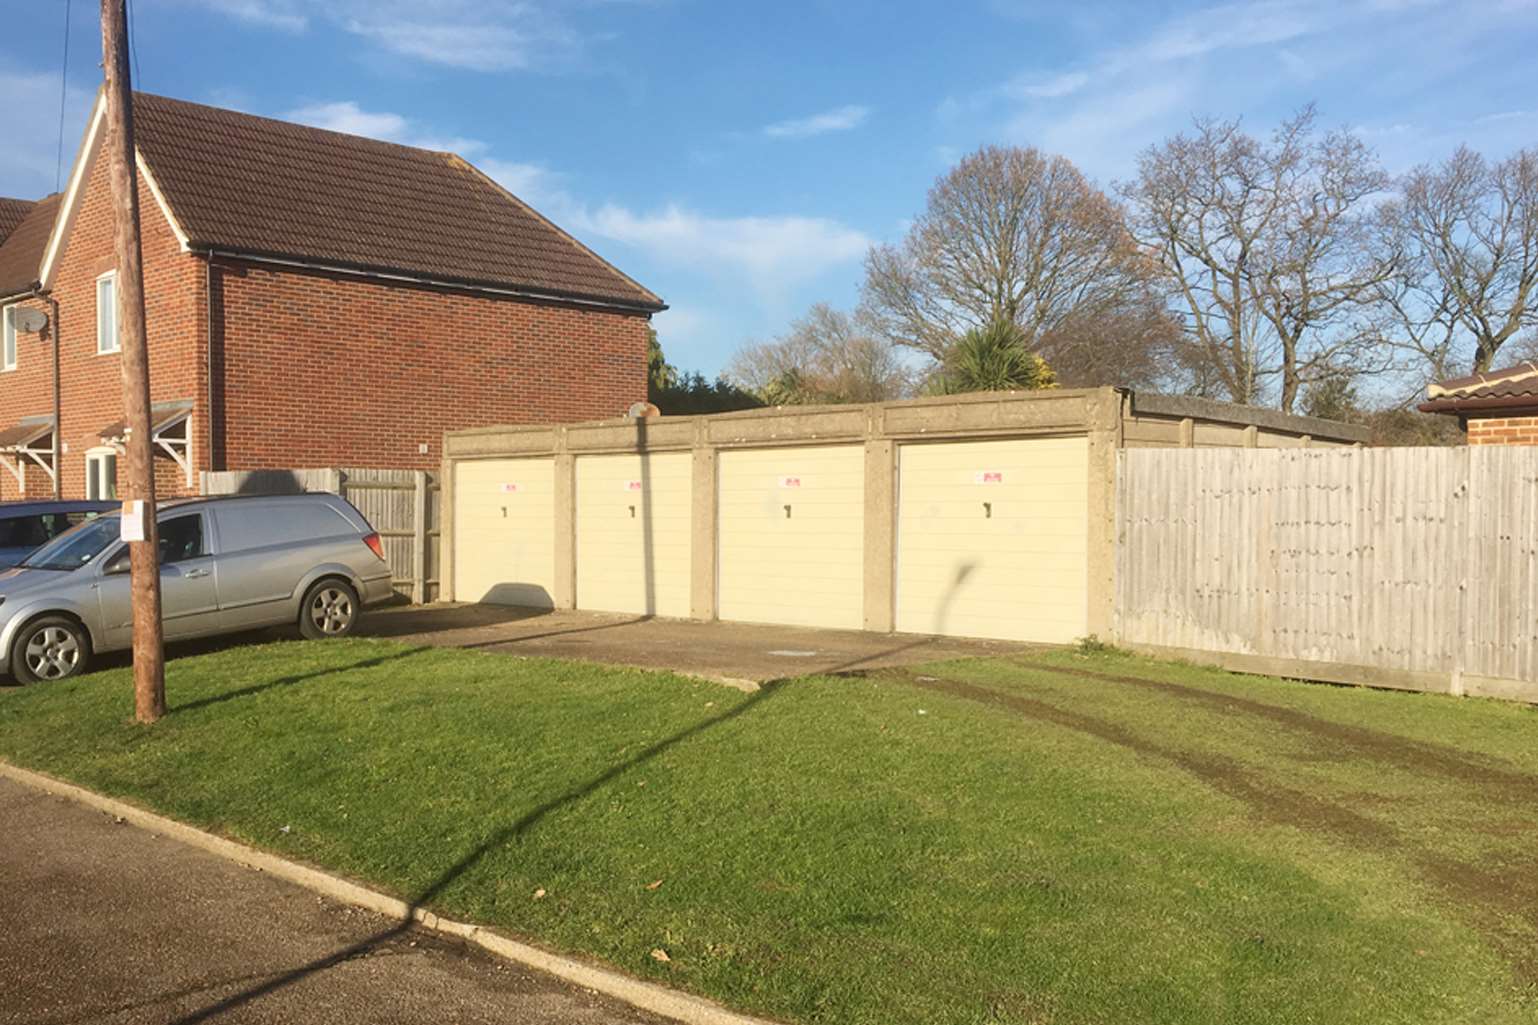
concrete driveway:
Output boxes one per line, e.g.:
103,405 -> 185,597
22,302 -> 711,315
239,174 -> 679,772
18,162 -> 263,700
356,603 -> 1038,686
0,777 -> 668,1025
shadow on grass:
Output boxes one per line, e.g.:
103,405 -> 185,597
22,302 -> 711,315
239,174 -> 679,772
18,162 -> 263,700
172,646 -> 433,715
166,676 -> 790,1025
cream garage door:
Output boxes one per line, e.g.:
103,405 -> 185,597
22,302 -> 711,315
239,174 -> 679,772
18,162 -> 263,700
575,452 -> 692,617
717,445 -> 864,630
896,437 -> 1088,643
453,457 -> 556,607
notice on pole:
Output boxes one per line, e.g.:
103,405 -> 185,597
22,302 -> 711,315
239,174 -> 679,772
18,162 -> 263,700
120,500 -> 146,542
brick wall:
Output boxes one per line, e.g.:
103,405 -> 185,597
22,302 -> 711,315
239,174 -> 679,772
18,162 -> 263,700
1467,414 -> 1538,445
0,151 -> 204,502
0,146 -> 650,498
214,261 -> 648,471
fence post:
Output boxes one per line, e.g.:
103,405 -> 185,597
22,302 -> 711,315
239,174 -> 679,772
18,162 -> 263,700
412,470 -> 429,604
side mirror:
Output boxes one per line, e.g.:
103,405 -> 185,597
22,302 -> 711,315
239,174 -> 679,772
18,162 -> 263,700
105,552 -> 131,575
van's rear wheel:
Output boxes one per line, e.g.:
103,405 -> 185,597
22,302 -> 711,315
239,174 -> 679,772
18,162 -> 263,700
12,616 -> 91,684
300,580 -> 359,640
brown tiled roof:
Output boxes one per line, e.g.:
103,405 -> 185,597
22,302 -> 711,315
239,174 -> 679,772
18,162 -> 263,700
0,194 -> 61,300
1419,362 -> 1538,414
131,93 -> 663,311
0,198 -> 35,243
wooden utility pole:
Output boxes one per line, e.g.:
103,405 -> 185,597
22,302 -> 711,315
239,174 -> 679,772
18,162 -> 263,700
101,0 -> 166,723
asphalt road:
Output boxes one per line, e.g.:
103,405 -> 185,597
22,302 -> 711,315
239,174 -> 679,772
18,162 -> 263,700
0,777 -> 669,1025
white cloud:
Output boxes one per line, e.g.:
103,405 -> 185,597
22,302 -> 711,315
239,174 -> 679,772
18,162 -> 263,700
479,159 -> 563,203
190,0 -> 623,72
476,157 -> 871,292
195,0 -> 308,32
1006,71 -> 1089,100
0,67 -> 94,199
283,101 -> 485,154
763,105 -> 871,140
286,101 -> 410,140
1129,1 -> 1313,64
571,205 -> 870,285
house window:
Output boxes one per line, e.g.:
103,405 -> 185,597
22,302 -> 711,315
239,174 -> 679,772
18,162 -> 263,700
1,305 -> 15,371
86,449 -> 118,500
96,272 -> 119,354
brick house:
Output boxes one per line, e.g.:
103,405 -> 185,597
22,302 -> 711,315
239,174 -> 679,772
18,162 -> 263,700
1419,362 -> 1538,444
0,92 -> 663,501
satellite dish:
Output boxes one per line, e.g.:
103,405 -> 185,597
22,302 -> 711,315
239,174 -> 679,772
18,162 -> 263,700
12,308 -> 47,334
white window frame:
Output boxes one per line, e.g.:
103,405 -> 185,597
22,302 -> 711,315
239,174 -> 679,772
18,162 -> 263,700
96,271 -> 120,355
1,304 -> 16,372
85,447 -> 118,501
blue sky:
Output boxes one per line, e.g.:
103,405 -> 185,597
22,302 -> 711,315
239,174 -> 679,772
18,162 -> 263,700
3,0 -> 1537,376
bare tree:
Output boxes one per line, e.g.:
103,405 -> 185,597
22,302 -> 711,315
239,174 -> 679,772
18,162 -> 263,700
727,303 -> 911,404
1034,302 -> 1182,389
862,145 -> 1168,379
1390,147 -> 1538,376
1123,108 -> 1398,412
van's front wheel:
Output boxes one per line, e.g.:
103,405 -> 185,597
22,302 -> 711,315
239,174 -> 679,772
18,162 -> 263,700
300,580 -> 360,640
12,616 -> 91,684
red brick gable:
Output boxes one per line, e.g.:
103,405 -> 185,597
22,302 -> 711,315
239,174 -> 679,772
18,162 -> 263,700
0,94 -> 649,500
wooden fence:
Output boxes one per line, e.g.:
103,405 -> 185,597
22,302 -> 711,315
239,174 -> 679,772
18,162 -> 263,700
1115,447 -> 1538,703
200,467 -> 441,602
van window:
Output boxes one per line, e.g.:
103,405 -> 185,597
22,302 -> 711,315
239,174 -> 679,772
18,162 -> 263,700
211,501 -> 353,554
159,514 -> 206,563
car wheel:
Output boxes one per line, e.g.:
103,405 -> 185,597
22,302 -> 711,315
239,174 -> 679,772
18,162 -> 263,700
12,616 -> 91,684
299,579 -> 360,640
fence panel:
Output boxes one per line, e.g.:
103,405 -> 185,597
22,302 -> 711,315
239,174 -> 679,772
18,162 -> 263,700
200,466 -> 439,602
1115,447 -> 1536,702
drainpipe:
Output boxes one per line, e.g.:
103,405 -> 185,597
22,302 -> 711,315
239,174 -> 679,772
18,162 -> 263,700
48,294 -> 61,499
9,287 -> 63,498
203,254 -> 219,476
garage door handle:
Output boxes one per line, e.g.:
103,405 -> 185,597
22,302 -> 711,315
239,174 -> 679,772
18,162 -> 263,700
629,504 -> 636,518
783,504 -> 792,519
983,502 -> 992,519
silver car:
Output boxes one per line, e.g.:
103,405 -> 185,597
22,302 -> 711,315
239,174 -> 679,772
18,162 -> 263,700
0,493 -> 395,684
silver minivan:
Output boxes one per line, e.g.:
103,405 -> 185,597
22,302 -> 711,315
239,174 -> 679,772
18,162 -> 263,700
0,493 -> 395,684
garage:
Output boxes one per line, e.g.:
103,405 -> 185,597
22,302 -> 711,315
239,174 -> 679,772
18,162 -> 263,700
895,437 -> 1088,643
717,445 -> 865,630
452,457 -> 556,606
575,453 -> 692,617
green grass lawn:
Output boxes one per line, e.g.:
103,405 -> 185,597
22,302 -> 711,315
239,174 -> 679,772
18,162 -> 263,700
1,638 -> 1535,1025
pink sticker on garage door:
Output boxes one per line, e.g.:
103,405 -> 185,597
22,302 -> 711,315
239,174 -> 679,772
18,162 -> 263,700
974,471 -> 1004,484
